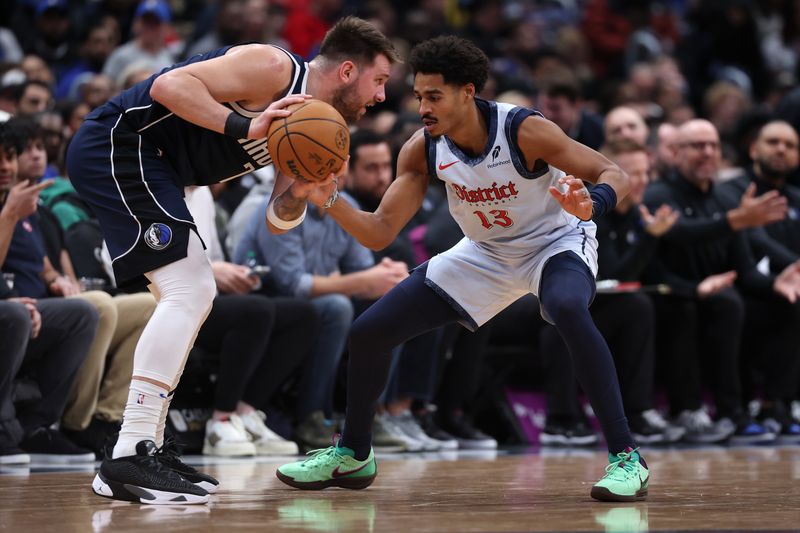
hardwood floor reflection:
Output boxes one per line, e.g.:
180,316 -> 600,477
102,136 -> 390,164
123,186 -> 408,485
1,446 -> 799,532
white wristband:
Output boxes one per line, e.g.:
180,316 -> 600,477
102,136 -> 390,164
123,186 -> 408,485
267,200 -> 306,230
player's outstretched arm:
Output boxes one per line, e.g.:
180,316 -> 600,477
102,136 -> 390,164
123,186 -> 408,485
327,132 -> 429,250
517,116 -> 630,219
149,44 -> 305,138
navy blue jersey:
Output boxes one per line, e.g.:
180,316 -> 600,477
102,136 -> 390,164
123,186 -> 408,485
85,44 -> 308,186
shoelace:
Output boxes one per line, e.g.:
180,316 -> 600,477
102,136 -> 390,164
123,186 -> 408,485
604,448 -> 641,480
301,446 -> 342,467
155,437 -> 198,474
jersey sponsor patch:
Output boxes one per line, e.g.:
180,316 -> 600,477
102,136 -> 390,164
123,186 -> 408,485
144,222 -> 173,250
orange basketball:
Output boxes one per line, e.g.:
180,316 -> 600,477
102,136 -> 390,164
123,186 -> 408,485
266,99 -> 350,182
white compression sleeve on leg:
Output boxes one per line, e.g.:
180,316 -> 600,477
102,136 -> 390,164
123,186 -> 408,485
114,231 -> 216,457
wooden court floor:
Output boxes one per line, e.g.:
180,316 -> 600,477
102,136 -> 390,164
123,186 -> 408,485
1,446 -> 799,532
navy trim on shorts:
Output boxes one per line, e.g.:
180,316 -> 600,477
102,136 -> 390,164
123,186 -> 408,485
421,276 -> 480,332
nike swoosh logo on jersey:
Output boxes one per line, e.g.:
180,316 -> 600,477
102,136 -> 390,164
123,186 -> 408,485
331,462 -> 370,478
438,160 -> 459,170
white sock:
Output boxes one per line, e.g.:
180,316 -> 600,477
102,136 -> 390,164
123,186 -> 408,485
113,380 -> 170,458
155,389 -> 174,447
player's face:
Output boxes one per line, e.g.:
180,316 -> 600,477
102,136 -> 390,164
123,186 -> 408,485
413,73 -> 465,137
332,54 -> 391,124
0,146 -> 18,193
17,139 -> 47,181
751,122 -> 799,178
351,142 -> 393,199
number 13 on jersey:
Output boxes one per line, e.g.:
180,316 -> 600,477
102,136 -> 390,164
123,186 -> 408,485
473,209 -> 514,229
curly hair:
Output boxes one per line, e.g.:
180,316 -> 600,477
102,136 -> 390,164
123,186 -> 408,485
408,36 -> 489,93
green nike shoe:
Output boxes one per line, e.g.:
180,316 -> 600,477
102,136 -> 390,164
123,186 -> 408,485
276,443 -> 377,490
590,447 -> 649,502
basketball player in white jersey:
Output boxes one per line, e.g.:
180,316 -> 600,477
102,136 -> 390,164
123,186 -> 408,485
275,36 -> 649,502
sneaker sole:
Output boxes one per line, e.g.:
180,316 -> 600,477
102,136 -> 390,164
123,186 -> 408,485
275,470 -> 376,490
195,480 -> 219,494
92,473 -> 209,505
590,484 -> 648,502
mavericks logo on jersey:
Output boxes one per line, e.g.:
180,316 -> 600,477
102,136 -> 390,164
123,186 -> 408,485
451,180 -> 519,204
144,223 -> 173,251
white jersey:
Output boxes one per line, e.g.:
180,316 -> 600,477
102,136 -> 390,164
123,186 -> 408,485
426,99 -> 593,258
424,99 -> 598,330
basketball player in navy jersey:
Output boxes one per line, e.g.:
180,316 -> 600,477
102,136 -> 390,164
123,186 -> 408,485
65,17 -> 400,504
275,36 -> 649,502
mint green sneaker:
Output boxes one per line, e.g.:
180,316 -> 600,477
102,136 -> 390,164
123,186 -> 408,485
276,443 -> 377,490
590,447 -> 649,502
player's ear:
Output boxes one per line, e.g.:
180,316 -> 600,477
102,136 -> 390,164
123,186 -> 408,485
463,83 -> 475,99
339,60 -> 357,83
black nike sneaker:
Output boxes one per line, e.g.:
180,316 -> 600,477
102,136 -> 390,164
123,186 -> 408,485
92,440 -> 209,504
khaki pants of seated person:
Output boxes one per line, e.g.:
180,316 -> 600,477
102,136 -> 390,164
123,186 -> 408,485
62,292 -> 157,431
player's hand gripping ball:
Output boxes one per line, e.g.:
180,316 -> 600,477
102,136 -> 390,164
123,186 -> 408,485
266,99 -> 350,182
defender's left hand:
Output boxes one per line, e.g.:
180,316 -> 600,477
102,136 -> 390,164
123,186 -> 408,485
549,176 -> 592,221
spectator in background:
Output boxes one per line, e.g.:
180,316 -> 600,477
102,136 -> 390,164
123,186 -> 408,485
19,0 -> 76,79
0,122 -> 97,464
14,80 -> 53,116
604,106 -> 649,146
717,120 -> 800,440
21,55 -> 55,87
644,119 -> 800,443
652,122 -> 679,178
33,111 -> 64,178
183,0 -> 245,60
55,22 -> 117,102
536,71 -> 605,150
6,116 -> 159,457
102,0 -> 175,85
79,74 -> 115,111
704,80 -> 752,144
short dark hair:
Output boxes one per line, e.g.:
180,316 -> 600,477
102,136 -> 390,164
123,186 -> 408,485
349,129 -> 388,167
14,80 -> 52,103
5,116 -> 43,152
0,122 -> 18,157
408,36 -> 489,93
538,72 -> 580,103
319,16 -> 401,66
601,138 -> 647,159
